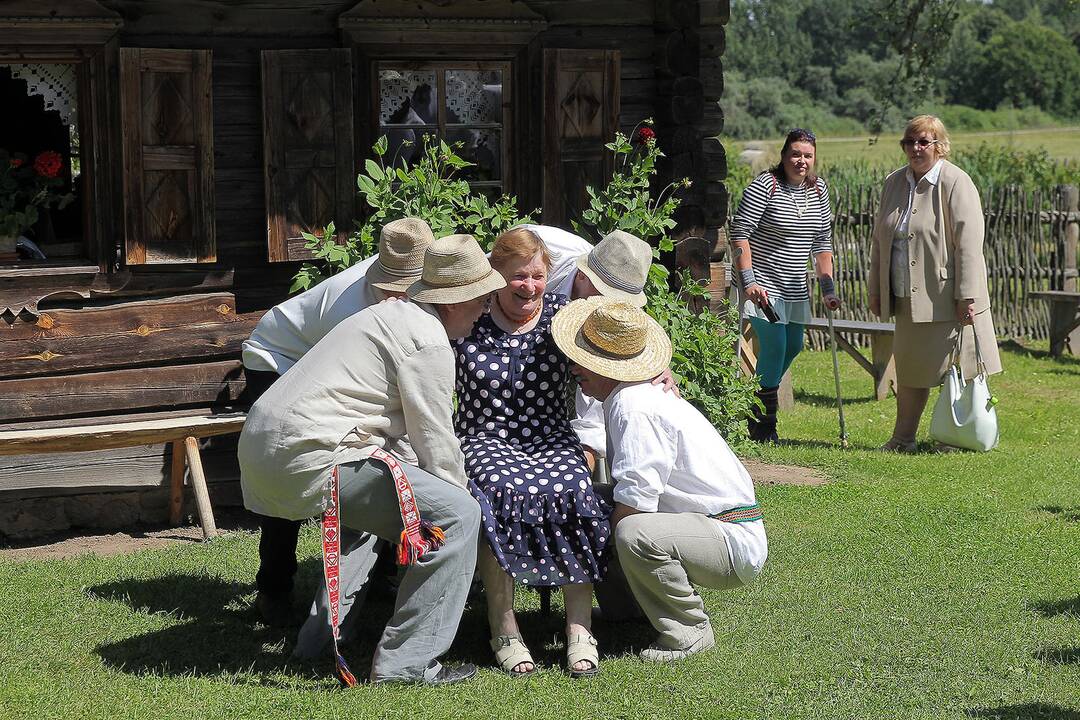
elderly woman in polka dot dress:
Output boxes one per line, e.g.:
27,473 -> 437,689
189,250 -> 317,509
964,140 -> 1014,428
454,228 -> 609,678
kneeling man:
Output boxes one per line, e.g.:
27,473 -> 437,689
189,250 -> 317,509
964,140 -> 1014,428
552,298 -> 768,662
239,234 -> 505,685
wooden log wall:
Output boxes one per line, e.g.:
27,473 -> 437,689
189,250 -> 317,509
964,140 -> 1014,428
4,0 -> 708,523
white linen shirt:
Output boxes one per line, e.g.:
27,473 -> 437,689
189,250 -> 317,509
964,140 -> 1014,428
520,224 -> 609,454
238,299 -> 467,521
605,381 -> 768,583
891,159 -> 944,298
242,254 -> 380,374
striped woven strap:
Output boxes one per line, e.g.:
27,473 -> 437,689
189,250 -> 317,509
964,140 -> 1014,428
710,504 -> 764,524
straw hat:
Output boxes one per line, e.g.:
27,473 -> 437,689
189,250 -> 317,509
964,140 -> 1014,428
366,217 -> 436,291
407,234 -> 506,304
552,297 -> 672,382
575,230 -> 652,307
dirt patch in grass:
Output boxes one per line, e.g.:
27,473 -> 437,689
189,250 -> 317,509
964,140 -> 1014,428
0,508 -> 256,562
743,460 -> 828,487
2,463 -> 825,561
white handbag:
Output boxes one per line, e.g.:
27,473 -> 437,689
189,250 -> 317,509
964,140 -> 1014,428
929,327 -> 999,451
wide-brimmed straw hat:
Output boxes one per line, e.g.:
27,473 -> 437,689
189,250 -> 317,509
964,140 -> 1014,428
552,297 -> 672,382
575,230 -> 652,307
366,217 -> 436,291
407,234 -> 506,304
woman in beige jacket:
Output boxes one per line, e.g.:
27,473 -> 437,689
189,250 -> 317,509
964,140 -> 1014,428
869,115 -> 1002,452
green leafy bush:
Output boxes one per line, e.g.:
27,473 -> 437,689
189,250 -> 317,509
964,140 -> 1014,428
292,135 -> 534,293
575,121 -> 758,443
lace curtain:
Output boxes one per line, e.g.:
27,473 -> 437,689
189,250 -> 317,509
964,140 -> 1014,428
6,63 -> 78,127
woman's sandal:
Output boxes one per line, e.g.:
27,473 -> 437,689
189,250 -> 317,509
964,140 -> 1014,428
491,635 -> 536,677
566,631 -> 600,679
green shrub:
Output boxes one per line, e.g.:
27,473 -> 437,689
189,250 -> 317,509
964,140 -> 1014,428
292,136 -> 534,293
575,122 -> 759,443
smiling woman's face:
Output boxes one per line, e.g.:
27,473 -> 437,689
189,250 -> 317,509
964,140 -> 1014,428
496,251 -> 547,319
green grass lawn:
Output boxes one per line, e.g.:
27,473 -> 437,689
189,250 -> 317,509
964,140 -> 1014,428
1,342 -> 1078,719
730,126 -> 1080,169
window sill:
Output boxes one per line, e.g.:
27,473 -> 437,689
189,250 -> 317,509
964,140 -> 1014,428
0,264 -> 100,279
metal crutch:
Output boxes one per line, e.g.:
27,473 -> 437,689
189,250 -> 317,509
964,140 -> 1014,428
826,307 -> 850,449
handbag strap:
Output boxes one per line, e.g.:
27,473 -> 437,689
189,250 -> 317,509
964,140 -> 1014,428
953,322 -> 988,381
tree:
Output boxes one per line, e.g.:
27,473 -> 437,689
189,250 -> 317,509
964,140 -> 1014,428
980,19 -> 1080,116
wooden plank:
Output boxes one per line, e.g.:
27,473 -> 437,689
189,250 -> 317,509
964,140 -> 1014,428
184,436 -> 218,538
0,294 -> 261,379
0,441 -> 240,497
0,361 -> 246,424
0,410 -> 247,455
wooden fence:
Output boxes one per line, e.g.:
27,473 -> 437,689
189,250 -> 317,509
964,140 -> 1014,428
794,183 -> 1080,347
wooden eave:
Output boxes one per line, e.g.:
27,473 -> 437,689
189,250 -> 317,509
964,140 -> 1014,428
339,0 -> 546,47
0,0 -> 122,46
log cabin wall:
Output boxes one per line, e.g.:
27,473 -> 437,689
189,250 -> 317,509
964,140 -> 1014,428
0,0 -> 727,539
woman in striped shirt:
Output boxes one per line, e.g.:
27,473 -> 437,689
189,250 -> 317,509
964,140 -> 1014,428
731,128 -> 840,442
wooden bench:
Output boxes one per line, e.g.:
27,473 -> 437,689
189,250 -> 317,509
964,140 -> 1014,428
1029,291 -> 1080,357
0,291 -> 259,538
0,409 -> 247,539
804,317 -> 897,400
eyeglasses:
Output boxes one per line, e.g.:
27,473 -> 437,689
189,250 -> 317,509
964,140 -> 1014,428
900,138 -> 939,150
789,128 -> 816,142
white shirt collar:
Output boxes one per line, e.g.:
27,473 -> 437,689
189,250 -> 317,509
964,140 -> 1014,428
906,159 -> 944,189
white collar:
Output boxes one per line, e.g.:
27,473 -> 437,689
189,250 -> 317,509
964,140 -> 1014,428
906,159 -> 944,188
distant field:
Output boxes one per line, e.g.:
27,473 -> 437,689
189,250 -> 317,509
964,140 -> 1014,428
729,126 -> 1080,171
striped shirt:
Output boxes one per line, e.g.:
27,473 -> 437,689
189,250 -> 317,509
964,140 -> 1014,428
730,172 -> 833,302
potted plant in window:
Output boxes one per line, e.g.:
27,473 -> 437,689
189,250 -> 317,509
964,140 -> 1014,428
0,148 -> 73,259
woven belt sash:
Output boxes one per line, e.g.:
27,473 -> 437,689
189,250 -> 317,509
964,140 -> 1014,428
709,504 -> 764,523
321,449 -> 446,688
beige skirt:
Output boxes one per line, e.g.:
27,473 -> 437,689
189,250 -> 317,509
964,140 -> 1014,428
893,297 -> 1003,388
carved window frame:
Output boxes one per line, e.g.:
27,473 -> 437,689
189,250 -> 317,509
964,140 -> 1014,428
0,6 -> 123,277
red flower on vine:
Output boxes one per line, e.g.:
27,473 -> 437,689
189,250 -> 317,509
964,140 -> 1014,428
10,158 -> 23,168
637,127 -> 656,144
33,151 -> 63,179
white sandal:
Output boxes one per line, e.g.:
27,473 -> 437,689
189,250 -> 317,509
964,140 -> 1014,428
566,631 -> 599,678
491,635 -> 535,677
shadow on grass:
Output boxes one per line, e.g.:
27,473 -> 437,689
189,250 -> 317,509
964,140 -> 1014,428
1037,505 -> 1080,522
1029,596 -> 1080,619
965,703 -> 1080,720
999,340 -> 1080,368
793,389 -> 878,408
1034,647 -> 1080,665
89,571 -> 319,685
777,437 -> 877,451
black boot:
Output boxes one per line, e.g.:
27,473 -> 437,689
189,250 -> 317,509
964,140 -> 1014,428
749,386 -> 780,443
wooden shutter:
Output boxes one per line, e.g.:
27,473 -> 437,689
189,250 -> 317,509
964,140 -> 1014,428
262,49 -> 356,263
542,49 -> 620,229
120,48 -> 216,264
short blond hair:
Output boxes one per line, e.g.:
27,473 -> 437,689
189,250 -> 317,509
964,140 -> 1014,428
903,114 -> 951,158
489,227 -> 551,273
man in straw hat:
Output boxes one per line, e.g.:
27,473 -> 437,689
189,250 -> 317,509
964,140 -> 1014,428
552,298 -> 768,662
241,218 -> 435,626
239,233 -> 504,685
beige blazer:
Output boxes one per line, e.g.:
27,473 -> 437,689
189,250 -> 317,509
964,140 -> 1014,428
869,160 -> 990,323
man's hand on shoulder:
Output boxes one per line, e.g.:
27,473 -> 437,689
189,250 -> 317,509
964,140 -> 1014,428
651,367 -> 681,398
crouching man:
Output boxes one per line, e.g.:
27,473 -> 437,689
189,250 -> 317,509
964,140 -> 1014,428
552,298 -> 768,662
239,234 -> 505,685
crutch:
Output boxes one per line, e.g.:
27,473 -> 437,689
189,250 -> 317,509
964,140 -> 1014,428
825,307 -> 850,449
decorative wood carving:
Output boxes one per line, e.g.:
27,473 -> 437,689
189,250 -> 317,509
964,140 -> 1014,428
542,49 -> 619,230
262,49 -> 356,263
0,0 -> 122,46
120,48 -> 216,264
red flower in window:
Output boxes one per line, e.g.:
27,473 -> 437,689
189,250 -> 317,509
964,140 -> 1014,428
637,127 -> 656,144
10,158 -> 23,168
33,151 -> 63,179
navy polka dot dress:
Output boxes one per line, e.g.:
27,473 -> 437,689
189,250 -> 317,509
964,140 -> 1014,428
454,292 -> 610,587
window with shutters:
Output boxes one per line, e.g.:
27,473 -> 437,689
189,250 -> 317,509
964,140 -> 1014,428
376,61 -> 511,198
0,1 -> 122,272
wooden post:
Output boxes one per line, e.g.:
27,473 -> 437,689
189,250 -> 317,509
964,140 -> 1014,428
169,439 -> 186,525
1060,185 -> 1078,292
871,335 -> 897,401
183,436 -> 217,540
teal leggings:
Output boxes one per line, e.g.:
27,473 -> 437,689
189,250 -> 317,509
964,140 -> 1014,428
749,317 -> 805,388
